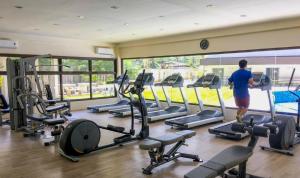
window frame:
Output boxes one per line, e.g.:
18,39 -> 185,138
0,54 -> 117,101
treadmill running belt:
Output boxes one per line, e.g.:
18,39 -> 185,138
168,115 -> 209,125
216,124 -> 237,135
149,110 -> 169,117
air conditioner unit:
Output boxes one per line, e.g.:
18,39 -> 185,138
95,47 -> 115,58
0,39 -> 18,49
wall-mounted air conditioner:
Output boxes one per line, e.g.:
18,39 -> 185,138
0,39 -> 18,49
95,47 -> 115,58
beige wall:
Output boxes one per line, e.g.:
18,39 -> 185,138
0,32 -> 111,57
118,17 -> 300,58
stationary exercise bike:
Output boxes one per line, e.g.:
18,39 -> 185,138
58,70 -> 149,161
261,68 -> 300,156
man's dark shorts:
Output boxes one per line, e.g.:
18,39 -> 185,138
235,96 -> 250,109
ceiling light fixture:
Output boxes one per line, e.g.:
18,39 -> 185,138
77,15 -> 85,19
110,5 -> 119,9
206,4 -> 215,8
123,23 -> 129,26
14,5 -> 23,9
240,14 -> 247,17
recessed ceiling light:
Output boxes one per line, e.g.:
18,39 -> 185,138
14,5 -> 23,9
123,23 -> 129,26
53,23 -> 60,26
110,5 -> 119,9
77,15 -> 85,19
240,14 -> 247,17
206,4 -> 215,8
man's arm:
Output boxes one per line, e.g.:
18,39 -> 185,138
248,72 -> 254,87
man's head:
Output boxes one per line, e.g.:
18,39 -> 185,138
239,59 -> 248,69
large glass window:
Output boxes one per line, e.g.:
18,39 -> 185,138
0,56 -> 116,101
91,74 -> 115,98
62,59 -> 89,72
62,74 -> 90,100
92,60 -> 114,72
122,49 -> 300,115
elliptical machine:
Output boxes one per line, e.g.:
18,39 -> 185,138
261,68 -> 300,156
59,70 -> 149,161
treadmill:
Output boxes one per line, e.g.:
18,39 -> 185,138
87,74 -> 131,112
136,73 -> 189,122
109,72 -> 161,117
165,74 -> 225,129
208,72 -> 275,140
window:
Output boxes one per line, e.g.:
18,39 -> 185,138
91,74 -> 115,98
60,58 -> 115,100
92,60 -> 114,72
36,58 -> 58,71
62,74 -> 90,100
122,49 -> 300,115
0,55 -> 116,101
62,59 -> 89,72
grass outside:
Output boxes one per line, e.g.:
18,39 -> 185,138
64,93 -> 113,100
143,86 -> 233,105
62,87 -> 233,105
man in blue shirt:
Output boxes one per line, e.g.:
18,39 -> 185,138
228,59 -> 254,122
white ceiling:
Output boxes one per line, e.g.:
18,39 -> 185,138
0,0 -> 300,43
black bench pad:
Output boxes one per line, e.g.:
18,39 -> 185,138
139,130 -> 196,150
184,164 -> 219,178
27,114 -> 49,121
44,118 -> 65,125
139,139 -> 161,150
175,130 -> 196,139
184,145 -> 252,178
209,145 -> 252,169
46,104 -> 67,112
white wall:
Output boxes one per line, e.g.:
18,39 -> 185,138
118,17 -> 300,58
0,31 -> 111,57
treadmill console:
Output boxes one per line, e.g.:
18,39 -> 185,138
134,72 -> 154,88
251,72 -> 271,90
189,74 -> 221,89
158,73 -> 184,87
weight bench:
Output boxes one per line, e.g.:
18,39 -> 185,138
139,130 -> 201,175
185,122 -> 271,178
184,146 -> 253,178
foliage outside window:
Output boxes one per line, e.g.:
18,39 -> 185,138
123,49 -> 300,115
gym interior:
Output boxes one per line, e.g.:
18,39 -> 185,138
1,1 -> 300,178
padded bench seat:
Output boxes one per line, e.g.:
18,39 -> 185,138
184,145 -> 252,178
27,114 -> 49,122
44,118 -> 65,126
140,130 -> 196,150
46,104 -> 67,112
